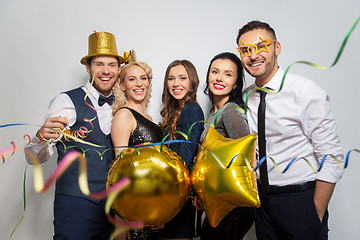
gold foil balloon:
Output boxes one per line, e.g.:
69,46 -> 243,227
191,127 -> 261,227
106,144 -> 190,226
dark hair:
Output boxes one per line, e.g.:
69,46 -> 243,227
204,52 -> 244,107
236,20 -> 277,44
86,56 -> 121,66
160,60 -> 199,134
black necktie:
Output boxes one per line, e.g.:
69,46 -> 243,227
98,95 -> 115,106
258,90 -> 269,195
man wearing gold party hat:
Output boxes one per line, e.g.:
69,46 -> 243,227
25,31 -> 124,239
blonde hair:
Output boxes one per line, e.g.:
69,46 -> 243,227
112,62 -> 153,115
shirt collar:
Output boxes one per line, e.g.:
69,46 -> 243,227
259,66 -> 284,92
84,81 -> 113,100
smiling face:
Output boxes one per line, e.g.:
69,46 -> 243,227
86,56 -> 121,96
167,65 -> 191,104
238,28 -> 281,87
208,59 -> 238,103
120,65 -> 150,105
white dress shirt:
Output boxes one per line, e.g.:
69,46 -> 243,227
244,67 -> 344,186
25,81 -> 113,164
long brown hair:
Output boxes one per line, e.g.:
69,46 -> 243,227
159,60 -> 199,138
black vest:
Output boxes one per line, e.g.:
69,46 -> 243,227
55,87 -> 114,203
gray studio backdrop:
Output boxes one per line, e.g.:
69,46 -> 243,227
0,0 -> 359,239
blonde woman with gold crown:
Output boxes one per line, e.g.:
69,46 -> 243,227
110,56 -> 163,240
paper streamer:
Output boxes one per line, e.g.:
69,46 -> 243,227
9,165 -> 27,240
1,17 -> 359,239
25,150 -> 143,238
0,121 -> 357,239
243,16 -> 360,113
0,139 -> 144,239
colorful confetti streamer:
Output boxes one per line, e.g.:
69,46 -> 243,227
243,16 -> 360,113
1,16 -> 359,239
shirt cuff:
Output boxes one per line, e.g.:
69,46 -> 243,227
316,166 -> 345,183
24,136 -> 52,164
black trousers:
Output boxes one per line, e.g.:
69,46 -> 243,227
254,186 -> 329,240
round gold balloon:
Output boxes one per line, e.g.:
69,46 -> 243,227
191,127 -> 261,228
106,143 -> 190,226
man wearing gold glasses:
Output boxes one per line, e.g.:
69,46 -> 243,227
237,20 -> 344,240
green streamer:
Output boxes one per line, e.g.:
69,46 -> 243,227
9,165 -> 27,239
244,17 -> 360,113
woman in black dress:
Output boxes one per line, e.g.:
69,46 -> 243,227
111,61 -> 162,240
111,61 -> 162,151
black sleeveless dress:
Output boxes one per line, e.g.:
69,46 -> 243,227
124,107 -> 163,146
118,107 -> 163,240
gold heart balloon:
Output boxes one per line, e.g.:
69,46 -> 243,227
106,144 -> 190,226
191,127 -> 261,227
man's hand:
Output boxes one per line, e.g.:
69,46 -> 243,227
36,116 -> 69,141
313,180 -> 335,222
